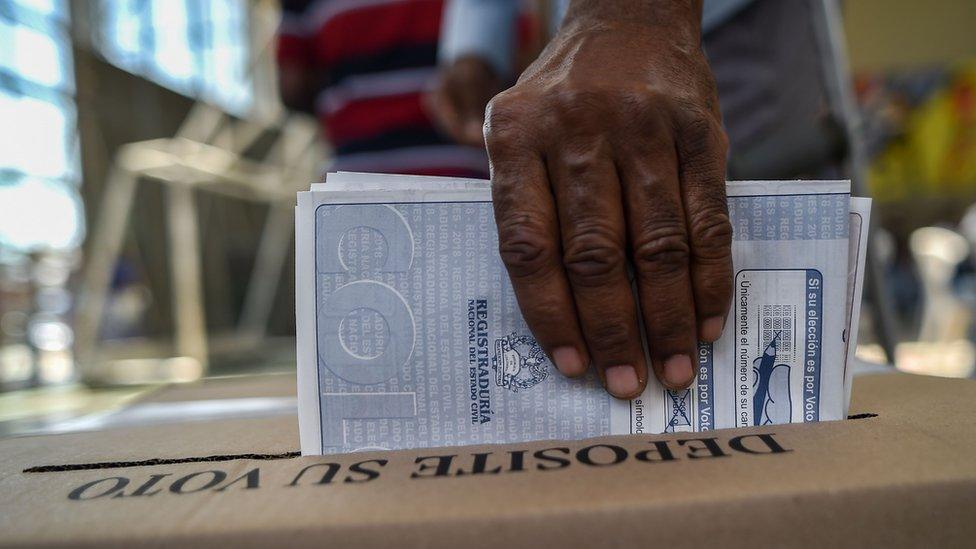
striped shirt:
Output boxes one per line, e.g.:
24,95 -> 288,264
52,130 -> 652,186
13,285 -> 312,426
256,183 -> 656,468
277,0 -> 490,177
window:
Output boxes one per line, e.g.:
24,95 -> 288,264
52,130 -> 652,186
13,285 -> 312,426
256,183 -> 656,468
0,0 -> 83,256
95,0 -> 252,114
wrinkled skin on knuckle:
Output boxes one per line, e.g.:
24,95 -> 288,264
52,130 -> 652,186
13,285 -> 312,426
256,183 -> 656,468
497,214 -> 557,280
485,90 -> 519,120
632,224 -> 690,278
628,87 -> 670,122
549,85 -> 621,130
557,136 -> 612,181
695,270 -> 733,312
562,226 -> 625,287
610,86 -> 652,115
484,92 -> 530,153
553,84 -> 672,141
522,297 -> 567,327
689,207 -> 733,262
687,208 -> 733,312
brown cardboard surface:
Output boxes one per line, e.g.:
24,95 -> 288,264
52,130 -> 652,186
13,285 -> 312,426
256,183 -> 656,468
1,373 -> 974,548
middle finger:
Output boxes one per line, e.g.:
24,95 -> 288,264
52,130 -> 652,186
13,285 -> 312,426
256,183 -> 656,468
549,137 -> 648,399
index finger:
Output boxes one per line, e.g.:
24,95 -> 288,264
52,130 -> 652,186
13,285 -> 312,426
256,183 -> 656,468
485,102 -> 590,378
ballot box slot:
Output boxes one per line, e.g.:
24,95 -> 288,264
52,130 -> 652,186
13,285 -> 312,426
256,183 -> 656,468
23,451 -> 302,474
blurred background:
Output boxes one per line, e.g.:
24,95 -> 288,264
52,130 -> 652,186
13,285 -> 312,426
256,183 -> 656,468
0,0 -> 974,432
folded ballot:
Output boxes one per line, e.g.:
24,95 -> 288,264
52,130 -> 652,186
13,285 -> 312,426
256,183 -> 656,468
296,173 -> 870,455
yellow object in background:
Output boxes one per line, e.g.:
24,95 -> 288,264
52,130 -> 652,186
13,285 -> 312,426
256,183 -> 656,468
869,62 -> 976,201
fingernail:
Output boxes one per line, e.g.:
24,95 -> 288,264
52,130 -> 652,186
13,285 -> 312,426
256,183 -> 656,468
664,355 -> 695,388
701,316 -> 725,342
551,347 -> 586,377
605,365 -> 640,398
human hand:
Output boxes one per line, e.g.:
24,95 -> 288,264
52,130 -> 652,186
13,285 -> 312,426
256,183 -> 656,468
484,0 -> 731,399
428,55 -> 504,147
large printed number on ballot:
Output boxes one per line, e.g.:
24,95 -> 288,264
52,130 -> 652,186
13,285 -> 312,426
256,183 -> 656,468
316,204 -> 417,448
317,204 -> 416,381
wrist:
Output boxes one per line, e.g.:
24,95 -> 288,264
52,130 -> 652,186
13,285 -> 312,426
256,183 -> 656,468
562,0 -> 702,42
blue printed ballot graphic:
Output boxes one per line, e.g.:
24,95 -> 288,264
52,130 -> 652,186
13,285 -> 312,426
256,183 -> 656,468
665,388 -> 695,433
733,269 -> 823,427
752,333 -> 792,426
296,176 -> 862,455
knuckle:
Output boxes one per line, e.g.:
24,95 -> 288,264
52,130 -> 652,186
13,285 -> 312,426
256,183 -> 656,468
552,87 -> 611,126
689,209 -> 733,261
497,215 -> 557,279
611,87 -> 648,113
695,271 -> 733,311
559,139 -> 608,178
484,93 -> 525,148
562,227 -> 625,287
631,89 -> 672,127
485,91 -> 517,120
635,88 -> 666,113
484,125 -> 519,155
556,86 -> 664,127
489,169 -> 514,195
632,224 -> 690,277
553,86 -> 599,109
523,298 -> 564,324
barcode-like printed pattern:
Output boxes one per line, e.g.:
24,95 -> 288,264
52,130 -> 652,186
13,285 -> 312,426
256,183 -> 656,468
761,304 -> 794,359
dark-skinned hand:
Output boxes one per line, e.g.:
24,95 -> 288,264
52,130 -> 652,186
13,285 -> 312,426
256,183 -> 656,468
484,0 -> 732,399
428,55 -> 504,147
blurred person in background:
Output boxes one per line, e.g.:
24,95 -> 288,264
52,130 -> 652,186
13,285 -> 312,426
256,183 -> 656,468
277,0 -> 538,177
278,0 -> 847,399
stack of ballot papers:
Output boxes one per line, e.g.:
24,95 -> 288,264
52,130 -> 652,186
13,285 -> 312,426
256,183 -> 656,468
296,172 -> 871,455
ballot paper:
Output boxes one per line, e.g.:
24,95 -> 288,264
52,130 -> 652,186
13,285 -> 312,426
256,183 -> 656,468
844,197 -> 872,415
296,174 -> 868,455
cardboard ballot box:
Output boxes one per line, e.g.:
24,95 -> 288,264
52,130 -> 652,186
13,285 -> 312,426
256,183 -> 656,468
1,373 -> 974,548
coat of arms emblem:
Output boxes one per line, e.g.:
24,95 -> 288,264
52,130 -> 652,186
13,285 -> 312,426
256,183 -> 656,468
492,332 -> 549,392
